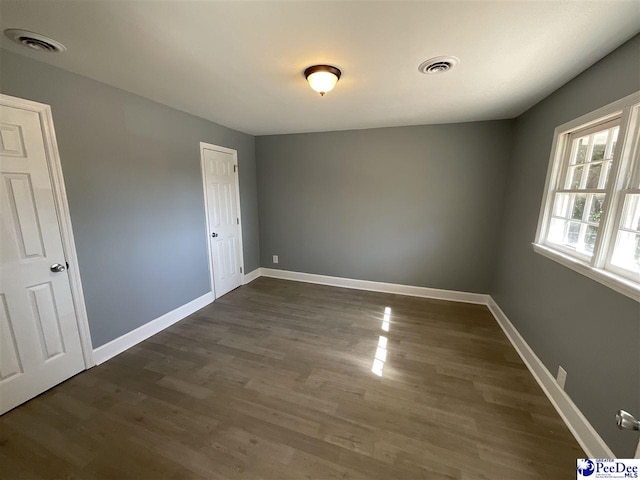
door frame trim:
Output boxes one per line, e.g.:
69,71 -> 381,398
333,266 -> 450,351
199,142 -> 245,299
0,94 -> 94,368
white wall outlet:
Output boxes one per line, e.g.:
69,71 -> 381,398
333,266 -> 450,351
557,366 -> 567,390
272,255 -> 278,264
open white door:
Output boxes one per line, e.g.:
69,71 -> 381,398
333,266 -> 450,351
0,95 -> 92,415
200,143 -> 244,299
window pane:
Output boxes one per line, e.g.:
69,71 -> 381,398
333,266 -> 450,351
584,225 -> 598,253
573,136 -> 589,164
569,165 -> 584,189
588,194 -> 605,223
611,231 -> 640,273
548,218 -> 594,257
585,163 -> 602,188
620,194 -> 640,232
571,195 -> 586,220
548,218 -> 566,245
567,222 -> 580,245
611,195 -> 640,274
590,131 -> 608,162
553,193 -> 571,218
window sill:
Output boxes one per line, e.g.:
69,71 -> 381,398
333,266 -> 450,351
532,243 -> 640,302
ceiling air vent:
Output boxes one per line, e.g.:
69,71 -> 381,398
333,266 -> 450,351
418,56 -> 459,75
4,29 -> 66,53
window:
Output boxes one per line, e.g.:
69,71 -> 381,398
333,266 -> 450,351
535,92 -> 640,300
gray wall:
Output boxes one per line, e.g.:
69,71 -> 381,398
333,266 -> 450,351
0,49 -> 260,348
256,121 -> 513,293
492,35 -> 640,457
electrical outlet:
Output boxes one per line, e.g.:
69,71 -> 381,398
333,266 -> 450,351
557,366 -> 567,390
272,255 -> 278,264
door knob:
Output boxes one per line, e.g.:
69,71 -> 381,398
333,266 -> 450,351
50,263 -> 66,273
616,410 -> 640,431
211,232 -> 218,238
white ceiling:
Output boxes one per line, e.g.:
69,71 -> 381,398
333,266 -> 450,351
1,1 -> 638,135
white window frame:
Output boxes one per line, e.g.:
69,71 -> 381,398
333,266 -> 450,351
534,91 -> 640,302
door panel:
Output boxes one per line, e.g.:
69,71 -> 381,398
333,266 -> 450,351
202,147 -> 242,298
0,293 -> 22,380
0,103 -> 85,415
28,282 -> 66,359
4,173 -> 45,257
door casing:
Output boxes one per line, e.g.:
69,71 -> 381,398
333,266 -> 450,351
1,94 -> 94,368
199,141 -> 245,298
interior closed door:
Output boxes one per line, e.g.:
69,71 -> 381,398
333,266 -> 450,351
0,103 -> 85,415
202,147 -> 243,298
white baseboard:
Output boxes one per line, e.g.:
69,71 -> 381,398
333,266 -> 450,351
260,268 -> 490,305
243,267 -> 261,285
92,292 -> 214,365
486,297 -> 614,458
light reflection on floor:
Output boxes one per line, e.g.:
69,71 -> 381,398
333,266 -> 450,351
381,306 -> 390,332
372,307 -> 391,376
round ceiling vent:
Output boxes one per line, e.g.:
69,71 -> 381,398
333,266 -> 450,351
4,29 -> 66,53
418,56 -> 459,75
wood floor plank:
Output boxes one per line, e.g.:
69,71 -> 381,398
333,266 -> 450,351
0,277 -> 584,478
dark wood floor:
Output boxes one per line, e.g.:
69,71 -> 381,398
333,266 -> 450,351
0,277 -> 583,479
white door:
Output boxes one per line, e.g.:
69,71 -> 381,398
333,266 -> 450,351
0,101 -> 85,415
201,145 -> 243,298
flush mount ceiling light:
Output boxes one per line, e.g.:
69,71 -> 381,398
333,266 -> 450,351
4,29 -> 66,53
304,65 -> 341,96
418,56 -> 459,75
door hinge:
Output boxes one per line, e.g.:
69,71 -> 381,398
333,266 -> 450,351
233,164 -> 238,173
237,218 -> 239,224
240,267 -> 243,273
